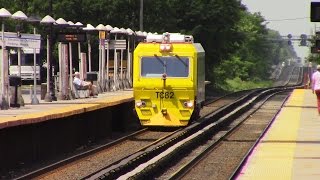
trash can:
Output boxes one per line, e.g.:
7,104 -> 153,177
86,72 -> 98,83
41,83 -> 47,100
9,75 -> 21,108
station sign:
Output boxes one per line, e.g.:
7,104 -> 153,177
99,31 -> 106,40
106,40 -> 126,50
0,32 -> 41,49
57,33 -> 86,43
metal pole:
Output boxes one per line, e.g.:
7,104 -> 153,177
31,27 -> 39,104
69,42 -> 73,92
57,42 -> 63,100
98,39 -> 102,91
18,48 -> 21,77
106,38 -> 109,91
44,34 -> 52,102
1,21 -> 9,109
17,45 -> 23,107
113,34 -> 118,90
101,35 -> 106,91
120,49 -> 123,89
88,36 -> 91,72
78,42 -> 81,78
127,36 -> 131,87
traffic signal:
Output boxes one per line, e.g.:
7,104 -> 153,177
300,40 -> 307,46
311,39 -> 320,53
316,39 -> 320,48
311,2 -> 320,22
287,34 -> 292,46
300,34 -> 307,46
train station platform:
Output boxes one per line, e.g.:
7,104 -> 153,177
237,89 -> 320,179
0,88 -> 137,175
0,89 -> 133,130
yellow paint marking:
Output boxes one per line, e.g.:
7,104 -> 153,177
238,89 -> 305,180
0,94 -> 133,128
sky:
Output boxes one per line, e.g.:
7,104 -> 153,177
241,0 -> 316,62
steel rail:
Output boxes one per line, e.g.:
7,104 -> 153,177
168,90 -> 290,180
83,87 -> 295,179
228,91 -> 291,180
14,128 -> 149,180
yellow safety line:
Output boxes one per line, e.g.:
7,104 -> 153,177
0,94 -> 133,129
238,89 -> 304,180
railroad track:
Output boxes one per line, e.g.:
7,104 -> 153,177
14,91 -> 247,180
165,91 -> 290,180
83,87 -> 299,179
14,66 -> 306,180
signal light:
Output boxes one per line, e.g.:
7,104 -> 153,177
312,39 -> 320,53
316,39 -> 320,48
300,34 -> 308,46
300,40 -> 307,46
311,46 -> 320,54
311,2 -> 320,22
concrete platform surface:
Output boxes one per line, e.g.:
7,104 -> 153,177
237,89 -> 320,180
0,88 -> 133,129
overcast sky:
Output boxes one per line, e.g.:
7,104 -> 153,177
241,0 -> 316,61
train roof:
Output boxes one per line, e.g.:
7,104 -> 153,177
146,33 -> 193,43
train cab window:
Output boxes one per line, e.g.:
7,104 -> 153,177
9,53 -> 18,65
141,56 -> 189,77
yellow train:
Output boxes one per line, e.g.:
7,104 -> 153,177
133,32 -> 205,127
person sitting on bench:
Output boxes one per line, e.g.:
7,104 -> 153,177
73,72 -> 97,96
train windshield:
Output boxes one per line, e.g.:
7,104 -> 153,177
141,56 -> 189,77
9,48 -> 40,66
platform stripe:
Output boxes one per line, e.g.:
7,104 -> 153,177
292,89 -> 320,180
237,89 -> 305,179
0,93 -> 133,129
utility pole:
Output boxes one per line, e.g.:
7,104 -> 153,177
139,0 -> 143,31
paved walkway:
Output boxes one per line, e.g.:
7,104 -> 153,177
237,89 -> 320,180
0,87 -> 133,129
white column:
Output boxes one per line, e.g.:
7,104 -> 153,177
44,34 -> 52,102
0,22 -> 9,109
88,38 -> 91,72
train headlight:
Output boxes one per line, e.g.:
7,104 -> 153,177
183,101 -> 194,108
160,44 -> 172,52
136,100 -> 146,108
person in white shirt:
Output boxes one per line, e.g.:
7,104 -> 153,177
73,72 -> 97,96
311,65 -> 320,114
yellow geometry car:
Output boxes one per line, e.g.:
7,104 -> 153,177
133,32 -> 205,127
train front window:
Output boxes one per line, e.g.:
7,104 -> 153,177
141,56 -> 189,77
9,50 -> 40,66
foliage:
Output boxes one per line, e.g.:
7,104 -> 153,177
212,9 -> 297,91
0,0 -> 298,91
222,77 -> 273,92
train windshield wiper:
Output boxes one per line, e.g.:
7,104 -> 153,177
154,54 -> 166,73
175,55 -> 188,67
